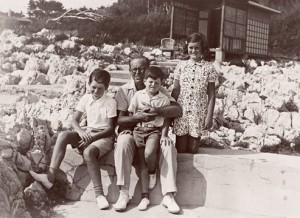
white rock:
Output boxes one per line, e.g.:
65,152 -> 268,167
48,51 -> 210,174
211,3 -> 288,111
0,74 -> 21,85
292,112 -> 300,130
17,128 -> 32,150
274,112 -> 292,130
262,109 -> 280,127
263,135 -> 281,147
152,48 -> 162,56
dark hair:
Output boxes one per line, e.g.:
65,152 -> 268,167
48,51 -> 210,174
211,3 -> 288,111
88,69 -> 111,88
144,66 -> 165,81
187,32 -> 210,60
129,56 -> 150,68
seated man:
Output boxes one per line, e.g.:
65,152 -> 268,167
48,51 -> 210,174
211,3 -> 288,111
114,56 -> 182,214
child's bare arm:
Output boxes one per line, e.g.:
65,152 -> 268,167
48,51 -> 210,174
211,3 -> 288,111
71,110 -> 93,141
146,101 -> 182,119
171,79 -> 180,101
204,82 -> 216,129
91,117 -> 117,141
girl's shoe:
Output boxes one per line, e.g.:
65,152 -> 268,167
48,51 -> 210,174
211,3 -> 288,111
149,172 -> 156,189
96,195 -> 109,210
138,198 -> 150,211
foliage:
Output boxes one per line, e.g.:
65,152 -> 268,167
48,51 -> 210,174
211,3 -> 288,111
258,0 -> 300,58
3,0 -> 297,56
27,0 -> 66,19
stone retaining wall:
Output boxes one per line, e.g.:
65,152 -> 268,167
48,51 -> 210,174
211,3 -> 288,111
59,146 -> 300,218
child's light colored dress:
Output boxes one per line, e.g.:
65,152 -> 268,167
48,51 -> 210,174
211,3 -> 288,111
173,59 -> 218,138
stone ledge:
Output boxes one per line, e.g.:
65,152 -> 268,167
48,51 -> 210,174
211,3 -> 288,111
59,146 -> 300,218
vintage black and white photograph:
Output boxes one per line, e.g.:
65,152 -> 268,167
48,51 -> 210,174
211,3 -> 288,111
0,0 -> 299,217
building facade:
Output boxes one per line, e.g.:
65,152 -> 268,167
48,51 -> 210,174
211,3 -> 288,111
169,0 -> 280,61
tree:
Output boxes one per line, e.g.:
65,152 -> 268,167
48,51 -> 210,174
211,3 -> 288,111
27,0 -> 66,19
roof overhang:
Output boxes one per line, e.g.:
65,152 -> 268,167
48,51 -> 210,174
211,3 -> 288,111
248,1 -> 281,14
172,0 -> 281,14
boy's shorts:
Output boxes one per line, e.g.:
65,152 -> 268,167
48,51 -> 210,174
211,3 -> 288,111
133,127 -> 161,148
68,130 -> 115,158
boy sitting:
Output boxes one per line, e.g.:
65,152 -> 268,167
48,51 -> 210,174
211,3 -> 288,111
29,69 -> 117,210
128,66 -> 172,210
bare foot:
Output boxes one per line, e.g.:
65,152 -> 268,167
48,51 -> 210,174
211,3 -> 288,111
29,171 -> 54,189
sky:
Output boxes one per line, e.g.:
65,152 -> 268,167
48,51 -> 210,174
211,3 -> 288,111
0,0 -> 118,14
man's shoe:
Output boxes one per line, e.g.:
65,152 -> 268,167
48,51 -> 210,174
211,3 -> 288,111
162,194 -> 180,214
114,190 -> 129,211
96,195 -> 109,210
137,198 -> 150,211
148,172 -> 156,189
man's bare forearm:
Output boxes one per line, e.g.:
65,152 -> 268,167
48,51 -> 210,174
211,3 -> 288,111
154,102 -> 182,118
117,115 -> 141,127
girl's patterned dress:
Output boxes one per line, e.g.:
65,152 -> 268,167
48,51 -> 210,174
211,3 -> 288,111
173,59 -> 218,138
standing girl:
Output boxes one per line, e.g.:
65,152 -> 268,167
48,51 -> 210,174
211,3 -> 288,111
171,33 -> 218,154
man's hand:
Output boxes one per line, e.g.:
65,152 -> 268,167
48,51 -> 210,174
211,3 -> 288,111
141,102 -> 158,114
135,110 -> 157,122
160,136 -> 174,146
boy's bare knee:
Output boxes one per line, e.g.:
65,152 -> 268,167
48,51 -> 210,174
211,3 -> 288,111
83,146 -> 98,161
57,131 -> 69,140
144,150 -> 156,161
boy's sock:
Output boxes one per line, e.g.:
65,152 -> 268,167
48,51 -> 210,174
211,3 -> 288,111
149,170 -> 157,189
47,168 -> 56,184
94,185 -> 104,198
142,192 -> 149,199
149,169 -> 156,175
138,192 -> 150,211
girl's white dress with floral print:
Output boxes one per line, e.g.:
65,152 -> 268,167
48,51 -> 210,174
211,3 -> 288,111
173,59 -> 218,138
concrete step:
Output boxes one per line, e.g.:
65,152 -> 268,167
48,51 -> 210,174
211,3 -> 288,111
110,77 -> 130,86
52,201 -> 281,218
115,65 -> 129,71
58,146 -> 300,218
108,70 -> 131,80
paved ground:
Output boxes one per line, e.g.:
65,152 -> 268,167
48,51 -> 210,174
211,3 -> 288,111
51,201 -> 280,218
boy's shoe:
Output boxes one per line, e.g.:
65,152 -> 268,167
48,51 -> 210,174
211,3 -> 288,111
137,198 -> 150,211
162,193 -> 180,214
96,195 -> 109,210
114,190 -> 129,211
29,171 -> 54,189
149,172 -> 156,189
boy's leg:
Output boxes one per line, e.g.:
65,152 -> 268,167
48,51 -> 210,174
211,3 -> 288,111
187,136 -> 200,154
29,131 -> 80,189
144,131 -> 160,173
137,147 -> 149,194
144,131 -> 161,190
83,145 -> 103,196
83,135 -> 114,209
